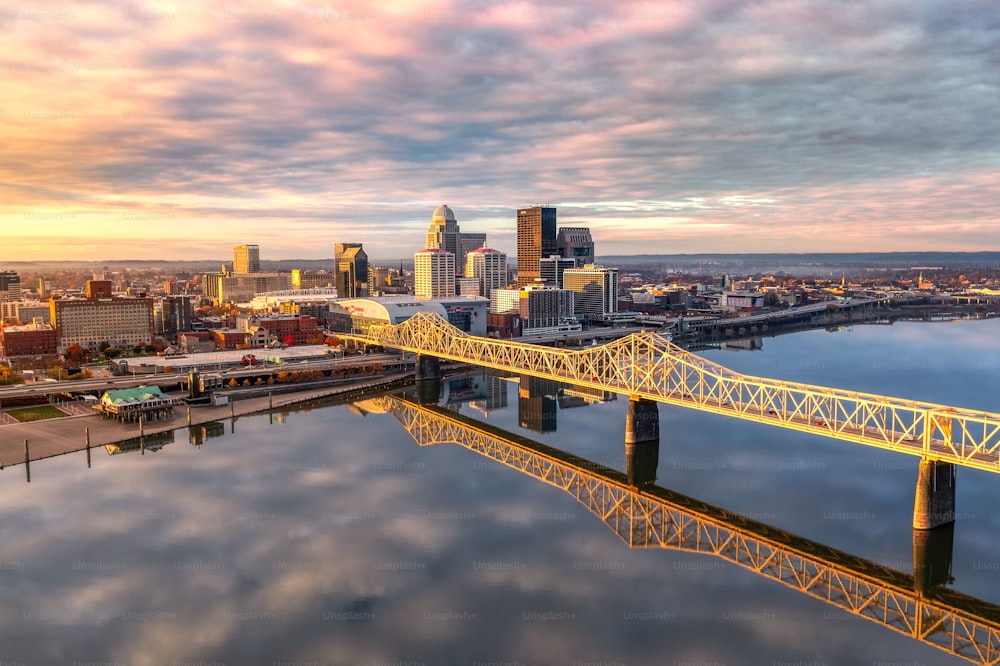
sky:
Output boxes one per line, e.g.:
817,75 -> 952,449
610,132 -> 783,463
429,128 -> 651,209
1,0 -> 998,263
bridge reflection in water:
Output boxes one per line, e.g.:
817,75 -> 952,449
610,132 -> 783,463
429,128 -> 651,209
373,387 -> 1000,666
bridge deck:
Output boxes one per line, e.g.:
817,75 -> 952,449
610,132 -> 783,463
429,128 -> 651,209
341,312 -> 1000,473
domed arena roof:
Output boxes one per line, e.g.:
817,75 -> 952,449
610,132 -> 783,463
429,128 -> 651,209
430,204 -> 456,223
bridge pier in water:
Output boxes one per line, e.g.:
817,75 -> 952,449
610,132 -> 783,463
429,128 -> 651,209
625,398 -> 660,487
912,459 -> 956,530
415,354 -> 441,381
415,378 -> 442,405
913,523 -> 954,595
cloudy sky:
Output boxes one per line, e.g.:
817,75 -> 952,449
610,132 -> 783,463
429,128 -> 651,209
1,0 -> 998,262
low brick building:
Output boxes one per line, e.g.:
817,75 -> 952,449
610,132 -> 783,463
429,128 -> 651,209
1,321 -> 59,356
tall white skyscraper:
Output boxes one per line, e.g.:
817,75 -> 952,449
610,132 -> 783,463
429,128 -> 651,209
414,248 -> 455,299
464,244 -> 507,299
425,205 -> 462,257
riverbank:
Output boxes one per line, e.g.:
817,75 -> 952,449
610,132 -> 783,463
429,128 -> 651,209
0,372 -> 416,469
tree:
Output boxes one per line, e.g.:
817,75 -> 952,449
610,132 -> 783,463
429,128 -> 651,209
105,348 -> 122,359
0,366 -> 24,385
283,334 -> 297,347
144,344 -> 157,353
228,378 -> 238,388
98,341 -> 111,352
65,344 -> 86,365
132,345 -> 144,355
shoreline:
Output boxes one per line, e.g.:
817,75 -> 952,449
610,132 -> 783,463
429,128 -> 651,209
0,372 -> 416,470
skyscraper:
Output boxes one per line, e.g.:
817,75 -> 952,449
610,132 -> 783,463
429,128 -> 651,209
414,248 -> 455,299
464,244 -> 507,299
0,271 -> 22,302
516,206 -> 557,286
233,244 -> 261,274
334,243 -> 369,298
458,232 -> 486,276
538,255 -> 577,288
563,264 -> 619,323
556,227 -> 595,267
426,205 -> 462,258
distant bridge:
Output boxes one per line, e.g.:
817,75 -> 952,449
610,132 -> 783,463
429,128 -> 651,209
340,312 -> 1000,474
377,394 -> 1000,666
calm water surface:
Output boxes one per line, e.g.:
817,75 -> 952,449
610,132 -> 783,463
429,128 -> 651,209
1,319 -> 998,666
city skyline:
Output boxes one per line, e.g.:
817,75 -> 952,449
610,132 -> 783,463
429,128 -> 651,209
2,1 -> 998,262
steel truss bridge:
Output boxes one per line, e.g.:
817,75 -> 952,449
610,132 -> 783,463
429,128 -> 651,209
377,393 -> 1000,665
341,312 -> 1000,473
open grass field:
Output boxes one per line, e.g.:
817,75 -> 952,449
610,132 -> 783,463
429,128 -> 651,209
6,406 -> 66,422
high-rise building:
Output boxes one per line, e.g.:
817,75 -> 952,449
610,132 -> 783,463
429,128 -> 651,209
538,255 -> 577,288
233,244 -> 261,274
518,284 -> 576,334
218,273 -> 292,304
458,232 -> 486,276
155,295 -> 196,340
334,243 -> 369,298
516,206 -> 557,286
201,272 -> 223,302
563,264 -> 619,323
0,271 -> 22,302
425,205 -> 462,259
50,296 -> 154,353
556,227 -> 594,267
464,244 -> 507,300
291,269 -> 335,290
414,248 -> 455,299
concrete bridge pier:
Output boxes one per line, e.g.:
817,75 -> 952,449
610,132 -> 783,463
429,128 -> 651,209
913,523 -> 954,595
625,398 -> 660,487
912,459 -> 956,530
415,354 -> 441,381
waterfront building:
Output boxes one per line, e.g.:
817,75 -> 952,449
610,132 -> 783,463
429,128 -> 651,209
98,386 -> 173,423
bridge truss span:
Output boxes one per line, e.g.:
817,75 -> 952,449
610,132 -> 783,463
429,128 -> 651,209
342,312 -> 1000,473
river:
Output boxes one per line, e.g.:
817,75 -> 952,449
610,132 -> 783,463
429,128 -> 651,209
0,318 -> 997,665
